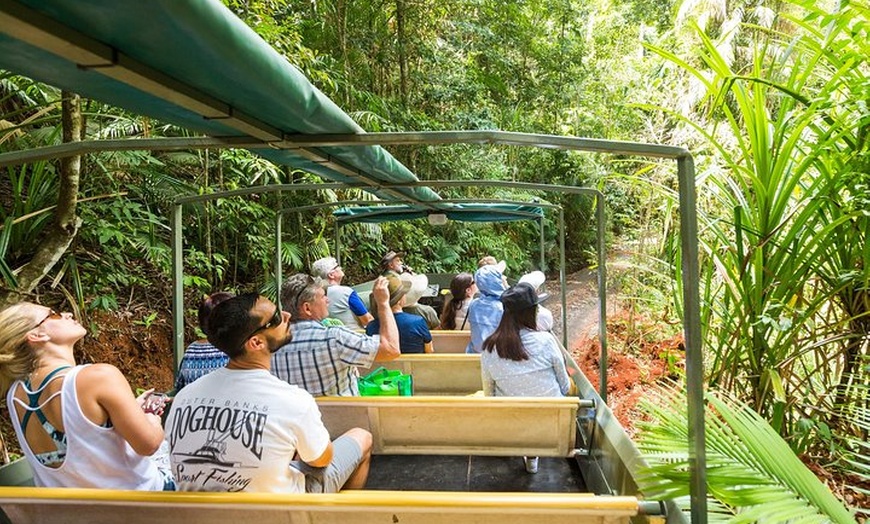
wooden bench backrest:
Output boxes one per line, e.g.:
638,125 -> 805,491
361,354 -> 481,395
430,330 -> 471,353
316,396 -> 580,457
0,487 -> 638,524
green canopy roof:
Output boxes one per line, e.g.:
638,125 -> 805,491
0,0 -> 439,203
334,204 -> 545,223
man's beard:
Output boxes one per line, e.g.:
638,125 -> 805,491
268,325 -> 293,354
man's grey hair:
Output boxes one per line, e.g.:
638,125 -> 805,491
280,273 -> 324,320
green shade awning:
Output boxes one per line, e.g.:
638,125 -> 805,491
0,0 -> 439,203
334,204 -> 545,223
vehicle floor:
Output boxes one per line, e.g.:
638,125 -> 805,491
365,455 -> 588,492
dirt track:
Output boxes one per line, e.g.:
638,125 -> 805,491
547,253 -> 630,351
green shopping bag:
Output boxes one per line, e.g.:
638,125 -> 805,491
359,367 -> 413,396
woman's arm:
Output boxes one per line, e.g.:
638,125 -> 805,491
77,364 -> 165,456
548,336 -> 571,396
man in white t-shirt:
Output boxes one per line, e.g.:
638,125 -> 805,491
165,292 -> 372,493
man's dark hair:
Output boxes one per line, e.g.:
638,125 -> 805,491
207,292 -> 261,359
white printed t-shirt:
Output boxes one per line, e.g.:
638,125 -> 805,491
165,367 -> 330,493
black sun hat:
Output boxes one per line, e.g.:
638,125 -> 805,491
500,282 -> 547,312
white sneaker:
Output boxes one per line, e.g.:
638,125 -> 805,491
523,456 -> 539,474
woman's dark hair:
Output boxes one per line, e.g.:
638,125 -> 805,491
198,292 -> 235,336
440,272 -> 474,330
481,306 -> 537,361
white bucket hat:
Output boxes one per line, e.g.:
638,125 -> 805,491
402,273 -> 429,306
518,271 -> 548,301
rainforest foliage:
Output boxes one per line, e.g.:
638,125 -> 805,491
1,0 -> 868,518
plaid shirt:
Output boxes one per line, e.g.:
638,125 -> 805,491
270,320 -> 379,396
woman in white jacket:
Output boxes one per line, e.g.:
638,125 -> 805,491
480,284 -> 570,474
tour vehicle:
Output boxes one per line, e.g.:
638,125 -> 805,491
0,1 -> 707,523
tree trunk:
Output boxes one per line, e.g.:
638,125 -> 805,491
0,91 -> 83,308
336,0 -> 349,105
395,0 -> 408,105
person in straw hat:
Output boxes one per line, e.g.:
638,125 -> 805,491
366,274 -> 433,354
379,250 -> 411,276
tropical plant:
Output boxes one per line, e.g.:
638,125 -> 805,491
642,0 -> 869,443
637,384 -> 856,522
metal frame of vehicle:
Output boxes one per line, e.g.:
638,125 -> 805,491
0,0 -> 707,519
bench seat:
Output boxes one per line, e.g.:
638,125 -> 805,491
0,487 -> 639,524
429,330 -> 471,353
316,395 -> 587,457
362,354 -> 482,395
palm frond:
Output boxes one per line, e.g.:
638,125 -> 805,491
638,385 -> 855,523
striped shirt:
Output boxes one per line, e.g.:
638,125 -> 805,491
174,341 -> 229,392
270,320 -> 379,396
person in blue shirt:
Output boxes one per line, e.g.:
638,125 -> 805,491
367,274 -> 433,354
175,292 -> 234,392
466,261 -> 508,353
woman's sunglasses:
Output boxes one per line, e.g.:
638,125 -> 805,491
35,309 -> 62,328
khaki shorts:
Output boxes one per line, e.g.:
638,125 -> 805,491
293,435 -> 364,493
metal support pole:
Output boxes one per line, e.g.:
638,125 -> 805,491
335,220 -> 341,265
171,204 -> 184,372
559,208 -> 567,349
596,193 -> 608,404
275,212 -> 283,308
678,155 -> 707,523
539,217 -> 545,272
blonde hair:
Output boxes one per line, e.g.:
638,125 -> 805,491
0,303 -> 41,395
478,256 -> 498,267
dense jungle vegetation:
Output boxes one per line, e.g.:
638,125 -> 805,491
1,0 -> 868,520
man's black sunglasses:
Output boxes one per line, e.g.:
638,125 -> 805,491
242,305 -> 282,344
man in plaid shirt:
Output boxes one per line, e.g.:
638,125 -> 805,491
271,274 -> 400,396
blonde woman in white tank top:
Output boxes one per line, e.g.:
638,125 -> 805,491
0,302 -> 173,490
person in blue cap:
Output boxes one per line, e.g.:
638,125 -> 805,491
466,260 -> 508,353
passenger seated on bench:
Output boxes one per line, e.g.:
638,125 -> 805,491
272,274 -> 400,396
0,302 -> 174,490
480,284 -> 571,474
380,250 -> 412,276
166,293 -> 372,493
478,255 -> 498,267
367,274 -> 433,354
466,260 -> 508,353
312,257 -> 374,329
518,271 -> 555,332
440,272 -> 476,330
174,291 -> 233,392
402,274 -> 440,330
